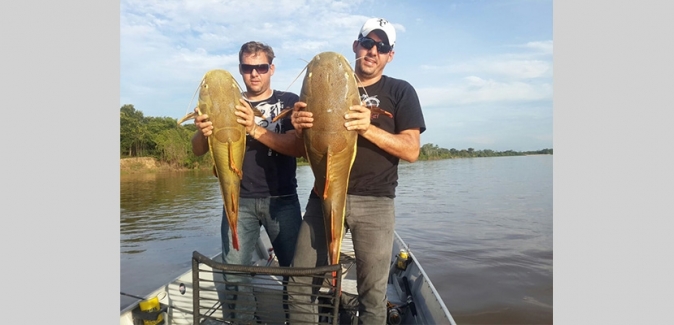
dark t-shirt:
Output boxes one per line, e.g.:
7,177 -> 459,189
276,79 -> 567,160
308,75 -> 425,199
349,75 -> 425,198
240,90 -> 299,198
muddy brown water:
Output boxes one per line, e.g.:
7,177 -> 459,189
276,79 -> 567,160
121,155 -> 553,324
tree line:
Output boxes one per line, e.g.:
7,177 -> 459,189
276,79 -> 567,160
120,104 -> 212,168
418,143 -> 552,160
120,105 -> 552,168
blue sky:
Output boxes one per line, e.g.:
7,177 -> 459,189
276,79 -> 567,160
121,0 -> 552,152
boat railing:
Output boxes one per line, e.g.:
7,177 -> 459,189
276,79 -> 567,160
191,250 -> 343,324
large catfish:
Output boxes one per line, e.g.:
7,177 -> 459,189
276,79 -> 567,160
177,69 -> 247,250
300,52 -> 361,269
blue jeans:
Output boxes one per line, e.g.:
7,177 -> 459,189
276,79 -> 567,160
288,195 -> 395,325
220,194 -> 302,321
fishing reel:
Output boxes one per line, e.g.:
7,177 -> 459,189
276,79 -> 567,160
386,276 -> 418,325
387,304 -> 403,325
387,299 -> 416,325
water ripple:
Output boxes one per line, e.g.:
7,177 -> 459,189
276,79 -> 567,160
121,156 -> 553,324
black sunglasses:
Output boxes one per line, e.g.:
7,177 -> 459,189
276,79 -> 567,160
358,37 -> 393,54
240,63 -> 270,74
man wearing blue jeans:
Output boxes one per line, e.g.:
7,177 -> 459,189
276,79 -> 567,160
288,18 -> 425,324
191,41 -> 304,321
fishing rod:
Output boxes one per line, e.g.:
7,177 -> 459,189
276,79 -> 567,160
120,291 -> 170,305
403,276 -> 419,324
120,291 -> 147,300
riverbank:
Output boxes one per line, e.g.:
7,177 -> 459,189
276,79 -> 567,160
121,153 -> 552,175
120,157 -> 310,175
120,157 -> 199,175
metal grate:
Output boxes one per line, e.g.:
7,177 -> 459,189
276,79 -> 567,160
191,251 -> 342,325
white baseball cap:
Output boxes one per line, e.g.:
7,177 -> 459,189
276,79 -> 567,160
359,18 -> 396,48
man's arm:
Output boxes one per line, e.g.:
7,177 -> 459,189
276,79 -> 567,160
236,99 -> 306,158
344,105 -> 421,162
250,127 -> 305,158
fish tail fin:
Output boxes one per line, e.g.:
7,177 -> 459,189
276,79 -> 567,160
232,231 -> 240,251
230,192 -> 240,251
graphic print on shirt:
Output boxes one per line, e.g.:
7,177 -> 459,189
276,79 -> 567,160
254,101 -> 283,130
253,99 -> 286,156
360,93 -> 385,119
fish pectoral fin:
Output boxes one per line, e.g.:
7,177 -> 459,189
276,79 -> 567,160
239,98 -> 267,119
271,107 -> 293,123
177,111 -> 199,125
369,106 -> 393,119
252,107 -> 266,118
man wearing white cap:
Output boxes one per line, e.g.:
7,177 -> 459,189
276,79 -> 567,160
288,18 -> 425,324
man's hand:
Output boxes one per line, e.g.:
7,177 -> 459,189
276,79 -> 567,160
235,98 -> 257,134
291,101 -> 312,138
194,107 -> 213,137
344,103 -> 372,134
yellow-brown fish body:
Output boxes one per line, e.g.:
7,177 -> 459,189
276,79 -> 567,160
178,69 -> 245,250
300,52 -> 360,267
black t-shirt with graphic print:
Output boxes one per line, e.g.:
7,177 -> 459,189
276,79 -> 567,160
240,90 -> 299,198
349,75 -> 425,198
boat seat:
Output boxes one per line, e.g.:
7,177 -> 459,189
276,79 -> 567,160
191,251 -> 342,325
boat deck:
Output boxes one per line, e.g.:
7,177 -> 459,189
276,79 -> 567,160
189,231 -> 359,325
120,229 -> 456,325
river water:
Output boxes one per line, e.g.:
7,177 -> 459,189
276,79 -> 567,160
121,155 -> 553,324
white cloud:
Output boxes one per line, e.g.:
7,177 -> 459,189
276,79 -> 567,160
120,0 -> 552,151
418,77 -> 552,107
484,60 -> 551,79
522,40 -> 553,54
414,38 -> 553,112
420,40 -> 553,80
429,59 -> 551,79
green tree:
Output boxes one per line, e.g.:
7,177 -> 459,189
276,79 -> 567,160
120,104 -> 149,157
155,127 -> 192,167
121,104 -> 552,170
420,143 -> 440,159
